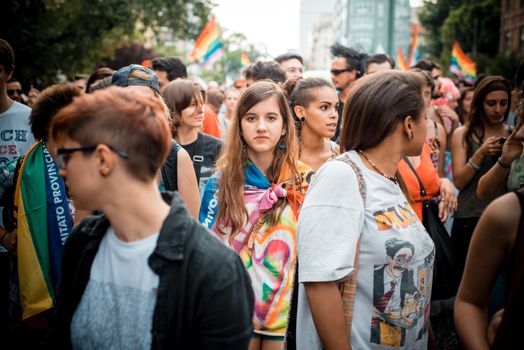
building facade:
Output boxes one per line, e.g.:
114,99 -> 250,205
500,0 -> 524,53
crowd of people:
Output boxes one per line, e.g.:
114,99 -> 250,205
1,36 -> 523,350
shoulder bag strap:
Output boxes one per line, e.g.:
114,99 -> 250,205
192,133 -> 204,185
402,156 -> 427,198
334,153 -> 366,336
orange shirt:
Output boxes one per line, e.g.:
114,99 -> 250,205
202,106 -> 221,139
398,142 -> 441,221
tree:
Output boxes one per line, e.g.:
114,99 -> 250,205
0,0 -> 213,86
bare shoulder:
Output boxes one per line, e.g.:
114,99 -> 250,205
478,192 -> 521,246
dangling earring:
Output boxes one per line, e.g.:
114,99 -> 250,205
278,137 -> 286,149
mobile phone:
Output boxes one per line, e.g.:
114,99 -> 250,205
499,137 -> 507,144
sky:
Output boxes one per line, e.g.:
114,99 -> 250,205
213,0 -> 424,57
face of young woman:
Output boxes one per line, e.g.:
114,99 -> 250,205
179,96 -> 204,129
225,90 -> 239,113
483,90 -> 509,124
406,107 -> 428,157
241,96 -> 285,156
462,90 -> 474,114
301,86 -> 339,139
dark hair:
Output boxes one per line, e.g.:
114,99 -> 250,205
339,70 -> 425,152
7,78 -> 19,84
409,68 -> 435,92
385,238 -> 415,258
89,76 -> 113,93
151,57 -> 187,81
85,67 -> 114,93
245,61 -> 286,84
162,79 -> 204,134
457,86 -> 474,124
30,84 -> 81,140
50,87 -> 171,182
330,43 -> 368,78
465,76 -> 511,148
0,39 -> 15,75
289,77 -> 334,132
365,54 -> 395,71
274,53 -> 303,65
473,73 -> 488,89
411,59 -> 441,73
207,88 -> 224,110
515,60 -> 524,90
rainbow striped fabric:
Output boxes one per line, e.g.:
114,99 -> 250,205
188,17 -> 224,67
397,24 -> 420,71
15,142 -> 72,319
450,41 -> 477,83
240,52 -> 251,67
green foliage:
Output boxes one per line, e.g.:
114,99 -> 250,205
419,0 -> 501,74
0,0 -> 213,86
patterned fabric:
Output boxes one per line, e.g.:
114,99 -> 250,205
508,151 -> 524,191
200,160 -> 313,336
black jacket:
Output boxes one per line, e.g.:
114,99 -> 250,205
50,192 -> 254,349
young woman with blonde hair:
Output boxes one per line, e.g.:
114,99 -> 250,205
200,81 -> 313,350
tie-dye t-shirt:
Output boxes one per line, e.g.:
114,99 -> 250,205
297,151 -> 435,349
200,161 -> 312,336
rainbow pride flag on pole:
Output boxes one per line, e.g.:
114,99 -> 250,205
189,17 -> 224,67
15,142 -> 72,319
397,48 -> 409,71
240,52 -> 251,67
397,24 -> 420,71
449,41 -> 477,84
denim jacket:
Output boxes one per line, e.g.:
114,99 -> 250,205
50,192 -> 254,349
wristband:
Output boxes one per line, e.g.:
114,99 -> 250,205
497,157 -> 511,169
468,158 -> 480,171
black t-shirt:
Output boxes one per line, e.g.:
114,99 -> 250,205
180,133 -> 222,192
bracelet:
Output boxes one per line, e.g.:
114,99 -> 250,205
467,158 -> 480,171
497,157 -> 511,169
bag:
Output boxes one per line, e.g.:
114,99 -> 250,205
285,154 -> 366,349
403,157 -> 459,300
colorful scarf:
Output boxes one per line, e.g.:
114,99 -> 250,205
15,142 -> 73,319
200,160 -> 312,335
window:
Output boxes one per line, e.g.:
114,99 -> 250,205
504,30 -> 513,51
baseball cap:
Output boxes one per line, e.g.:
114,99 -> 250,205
111,64 -> 160,93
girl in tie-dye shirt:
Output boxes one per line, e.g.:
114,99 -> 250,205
200,81 -> 313,349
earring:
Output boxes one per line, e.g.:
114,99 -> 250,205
299,116 -> 305,122
278,137 -> 286,149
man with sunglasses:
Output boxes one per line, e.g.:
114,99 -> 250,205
329,43 -> 368,142
6,78 -> 23,103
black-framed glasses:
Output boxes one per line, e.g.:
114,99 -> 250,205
55,144 -> 129,169
330,68 -> 353,76
7,89 -> 23,96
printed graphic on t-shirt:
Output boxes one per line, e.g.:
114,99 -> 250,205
0,129 -> 30,165
373,201 -> 419,231
370,237 -> 433,348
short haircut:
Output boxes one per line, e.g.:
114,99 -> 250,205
385,238 -> 415,258
365,54 -> 395,71
151,56 -> 187,81
89,76 -> 113,93
0,39 -> 15,74
409,68 -> 435,92
30,84 -> 81,141
274,53 -> 303,65
207,88 -> 225,110
244,61 -> 286,84
50,87 -> 171,182
411,59 -> 442,73
330,43 -> 368,78
86,67 -> 114,93
162,79 -> 205,132
7,78 -> 19,84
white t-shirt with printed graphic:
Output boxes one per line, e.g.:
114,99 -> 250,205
296,151 -> 434,350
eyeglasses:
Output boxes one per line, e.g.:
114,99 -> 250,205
7,89 -> 23,96
56,144 -> 129,169
393,256 -> 412,265
331,68 -> 353,76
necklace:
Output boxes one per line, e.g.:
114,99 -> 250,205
358,150 -> 399,184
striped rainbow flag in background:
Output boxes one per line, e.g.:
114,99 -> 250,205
189,17 -> 224,67
449,41 -> 477,84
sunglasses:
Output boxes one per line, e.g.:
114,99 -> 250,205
56,144 -> 129,169
7,89 -> 23,96
331,68 -> 353,76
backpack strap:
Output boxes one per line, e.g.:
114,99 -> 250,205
160,140 -> 179,192
334,153 -> 366,336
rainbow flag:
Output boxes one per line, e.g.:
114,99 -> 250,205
15,142 -> 72,319
450,41 -> 477,83
189,17 -> 224,66
407,24 -> 421,67
240,52 -> 251,67
397,48 -> 409,71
